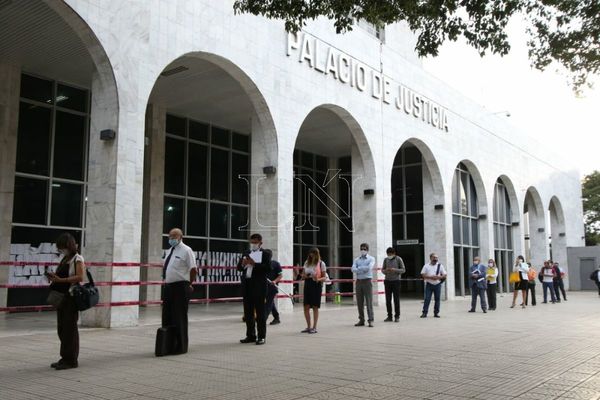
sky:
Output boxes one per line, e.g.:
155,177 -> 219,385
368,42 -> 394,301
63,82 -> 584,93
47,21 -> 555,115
421,18 -> 600,177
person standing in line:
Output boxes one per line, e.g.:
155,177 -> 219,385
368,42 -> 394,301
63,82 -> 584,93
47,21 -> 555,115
420,253 -> 447,318
525,263 -> 537,306
381,247 -> 405,322
486,259 -> 499,311
591,265 -> 600,296
237,233 -> 272,345
352,243 -> 376,327
46,233 -> 85,370
265,259 -> 282,326
161,228 -> 197,355
300,248 -> 327,334
552,262 -> 568,302
468,257 -> 488,313
541,261 -> 557,303
511,255 -> 529,309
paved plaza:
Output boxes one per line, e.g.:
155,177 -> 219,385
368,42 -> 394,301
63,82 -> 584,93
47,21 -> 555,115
1,292 -> 600,400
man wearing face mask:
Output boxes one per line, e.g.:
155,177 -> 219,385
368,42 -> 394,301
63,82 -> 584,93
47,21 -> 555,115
420,253 -> 447,318
381,247 -> 406,322
237,233 -> 272,345
162,228 -> 197,355
352,243 -> 376,327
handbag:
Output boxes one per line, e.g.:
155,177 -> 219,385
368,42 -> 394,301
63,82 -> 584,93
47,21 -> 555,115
46,290 -> 65,308
71,269 -> 99,311
436,263 -> 446,283
509,271 -> 520,284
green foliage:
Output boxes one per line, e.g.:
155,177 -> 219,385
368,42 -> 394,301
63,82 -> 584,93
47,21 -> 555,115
233,0 -> 600,92
583,170 -> 600,245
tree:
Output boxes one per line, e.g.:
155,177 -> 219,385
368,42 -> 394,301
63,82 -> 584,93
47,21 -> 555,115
583,171 -> 600,246
233,0 -> 600,92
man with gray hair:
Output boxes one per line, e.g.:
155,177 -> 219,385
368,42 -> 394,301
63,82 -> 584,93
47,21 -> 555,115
352,243 -> 376,327
161,228 -> 197,355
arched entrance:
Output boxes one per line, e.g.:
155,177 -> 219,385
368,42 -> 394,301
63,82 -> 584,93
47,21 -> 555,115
451,161 -> 487,296
292,105 -> 376,297
523,187 -> 547,266
142,53 -> 277,305
390,139 -> 444,296
492,176 -> 520,292
0,0 -> 118,314
549,196 -> 567,271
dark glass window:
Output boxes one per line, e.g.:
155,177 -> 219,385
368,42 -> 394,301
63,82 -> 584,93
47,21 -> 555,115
12,177 -> 48,225
391,168 -> 403,213
163,197 -> 184,234
16,102 -> 52,175
231,206 -> 249,240
403,145 -> 422,164
210,148 -> 229,201
232,132 -> 249,152
50,182 -> 82,227
56,84 -> 88,113
166,114 -> 186,137
231,153 -> 249,205
187,143 -> 208,198
301,151 -> 313,168
316,155 -> 328,171
164,138 -> 185,195
53,111 -> 86,180
210,203 -> 229,238
189,120 -> 209,142
20,74 -> 53,104
211,126 -> 230,147
392,214 -> 404,241
404,165 -> 423,211
317,217 -> 328,245
406,213 -> 424,242
186,200 -> 207,237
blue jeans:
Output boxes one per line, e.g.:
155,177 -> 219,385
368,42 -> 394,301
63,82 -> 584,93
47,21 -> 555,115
423,283 -> 442,316
542,282 -> 556,302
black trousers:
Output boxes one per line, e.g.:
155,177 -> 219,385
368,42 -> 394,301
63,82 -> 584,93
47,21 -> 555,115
56,296 -> 79,365
384,280 -> 400,318
243,279 -> 267,340
265,284 -> 280,320
553,279 -> 567,300
486,283 -> 497,309
162,281 -> 190,354
526,282 -> 537,305
596,281 -> 600,295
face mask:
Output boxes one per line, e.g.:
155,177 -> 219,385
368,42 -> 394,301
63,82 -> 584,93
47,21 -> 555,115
488,263 -> 494,267
250,243 -> 260,251
168,239 -> 180,248
432,259 -> 438,264
360,250 -> 368,256
387,255 -> 394,260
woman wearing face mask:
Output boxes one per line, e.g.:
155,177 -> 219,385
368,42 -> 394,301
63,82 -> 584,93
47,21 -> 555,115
301,248 -> 327,334
510,255 -> 529,309
485,259 -> 499,310
45,233 -> 85,370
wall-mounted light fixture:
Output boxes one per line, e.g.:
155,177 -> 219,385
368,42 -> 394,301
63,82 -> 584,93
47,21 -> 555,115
559,232 -> 566,237
511,222 -> 520,227
263,166 -> 276,175
434,204 -> 444,210
537,228 -> 545,233
363,189 -> 375,196
100,129 -> 116,141
479,214 -> 487,220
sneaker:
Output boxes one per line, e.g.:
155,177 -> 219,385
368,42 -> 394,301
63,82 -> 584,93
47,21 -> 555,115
483,310 -> 487,313
384,317 -> 393,322
269,319 -> 280,325
434,314 -> 440,318
420,314 -> 427,318
308,328 -> 318,334
300,328 -> 311,333
354,321 -> 365,327
368,321 -> 374,328
255,338 -> 266,345
394,317 -> 400,323
468,309 -> 475,313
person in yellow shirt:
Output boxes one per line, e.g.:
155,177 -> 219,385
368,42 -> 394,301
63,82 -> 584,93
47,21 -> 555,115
486,259 -> 499,310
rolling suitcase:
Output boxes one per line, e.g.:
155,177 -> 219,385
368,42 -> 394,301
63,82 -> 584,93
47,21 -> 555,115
155,326 -> 176,357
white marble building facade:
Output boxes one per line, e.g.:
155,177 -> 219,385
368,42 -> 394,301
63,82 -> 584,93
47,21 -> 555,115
0,0 -> 585,327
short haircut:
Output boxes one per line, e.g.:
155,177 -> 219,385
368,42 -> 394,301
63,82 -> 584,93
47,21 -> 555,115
386,247 -> 395,254
250,233 -> 262,241
360,243 -> 369,250
429,253 -> 437,259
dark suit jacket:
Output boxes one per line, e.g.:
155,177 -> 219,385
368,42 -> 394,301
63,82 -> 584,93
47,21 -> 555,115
237,248 -> 272,282
469,264 -> 487,289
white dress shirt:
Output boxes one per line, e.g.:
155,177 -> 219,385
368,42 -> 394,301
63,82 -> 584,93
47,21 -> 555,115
165,241 -> 196,284
421,263 -> 446,285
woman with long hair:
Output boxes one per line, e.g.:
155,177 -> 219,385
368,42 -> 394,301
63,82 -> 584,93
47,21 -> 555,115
510,255 -> 529,309
46,233 -> 85,369
301,247 -> 327,334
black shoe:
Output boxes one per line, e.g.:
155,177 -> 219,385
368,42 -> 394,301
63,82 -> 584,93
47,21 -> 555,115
468,309 -> 475,313
368,321 -> 374,328
269,319 -> 280,325
420,314 -> 427,318
384,317 -> 393,322
240,337 -> 256,344
483,310 -> 487,313
54,362 -> 77,370
542,301 -> 548,304
256,338 -> 266,345
354,321 -> 365,327
394,317 -> 400,323
434,314 -> 440,318
50,361 -> 62,369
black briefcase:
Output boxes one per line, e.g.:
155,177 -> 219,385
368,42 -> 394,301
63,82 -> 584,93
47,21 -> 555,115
155,326 -> 176,357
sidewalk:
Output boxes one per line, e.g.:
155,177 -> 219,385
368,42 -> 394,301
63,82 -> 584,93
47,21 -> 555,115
1,292 -> 600,400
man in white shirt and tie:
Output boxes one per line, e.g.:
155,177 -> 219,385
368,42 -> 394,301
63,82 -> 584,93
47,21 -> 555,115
162,228 -> 197,355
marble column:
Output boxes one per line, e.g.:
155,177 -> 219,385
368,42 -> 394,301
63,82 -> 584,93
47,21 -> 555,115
140,103 -> 166,305
81,71 -> 144,328
0,64 -> 21,310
